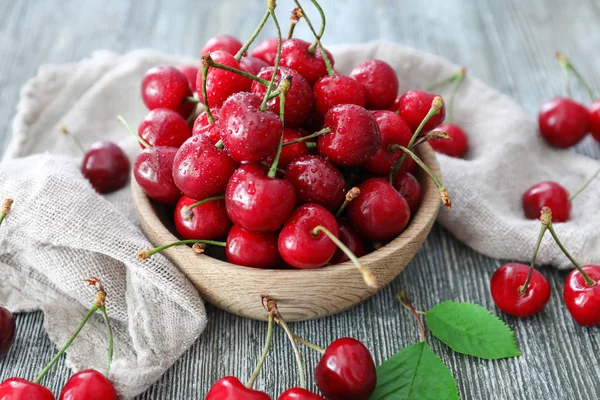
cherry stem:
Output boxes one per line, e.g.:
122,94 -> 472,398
306,0 -> 326,54
99,306 -> 114,377
288,8 -> 303,39
293,0 -> 334,76
397,290 -> 427,342
519,223 -> 548,295
260,1 -> 283,111
281,127 -> 331,146
312,225 -> 378,288
0,198 -> 13,227
556,51 -> 595,102
569,167 -> 600,201
117,115 -> 151,148
206,56 -> 270,87
305,142 -> 317,149
292,334 -> 325,354
201,56 -> 215,124
138,239 -> 226,260
260,161 -> 285,174
60,125 -> 86,154
268,76 -> 292,178
410,130 -> 451,149
185,96 -> 200,104
236,10 -> 271,62
215,139 -> 224,149
246,310 -> 275,389
186,104 -> 198,126
335,187 -> 360,217
547,222 -> 596,286
181,195 -> 226,219
446,68 -> 466,124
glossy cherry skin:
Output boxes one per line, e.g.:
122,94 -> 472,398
490,263 -> 551,317
538,97 -> 589,148
393,171 -> 422,215
138,108 -> 191,148
172,135 -> 237,200
226,225 -> 280,268
265,128 -> 310,169
206,376 -> 271,400
0,378 -> 55,400
522,181 -> 571,222
81,141 -> 130,194
364,110 -> 414,175
280,38 -> 334,85
398,90 -> 446,133
220,92 -> 282,163
193,108 -> 222,145
197,50 -> 252,108
563,265 -> 600,327
178,65 -> 198,91
329,219 -> 367,265
251,37 -> 282,65
59,369 -> 118,400
226,164 -> 296,233
239,56 -> 269,76
278,203 -> 339,269
0,306 -> 15,358
134,146 -> 181,204
318,104 -> 381,167
313,75 -> 365,118
201,34 -> 244,56
315,338 -> 377,400
348,178 -> 411,242
174,195 -> 231,240
588,100 -> 600,143
251,66 -> 315,128
429,122 -> 469,158
141,66 -> 195,118
278,388 -> 325,400
350,59 -> 399,110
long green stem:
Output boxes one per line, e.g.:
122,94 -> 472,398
260,2 -> 283,111
446,68 -> 466,124
236,10 -> 270,61
181,195 -> 226,219
116,116 -> 151,148
274,315 -> 306,389
268,78 -> 290,178
547,223 -> 596,286
99,307 -> 114,377
519,224 -> 548,294
397,291 -> 426,342
200,57 -> 215,124
246,312 -> 275,389
208,59 -> 270,86
60,125 -> 86,154
307,0 -> 326,53
281,127 -> 330,146
556,52 -> 595,102
293,334 -> 325,354
138,239 -> 226,260
294,0 -> 334,75
569,167 -> 600,201
0,199 -> 13,227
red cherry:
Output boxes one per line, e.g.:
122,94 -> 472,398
192,108 -> 222,145
141,66 -> 195,118
197,51 -> 252,108
278,388 -> 325,400
226,164 -> 296,232
363,110 -> 414,175
226,225 -> 280,268
201,34 -> 244,56
58,369 -> 118,400
265,128 -> 310,169
313,75 -> 365,118
134,146 -> 181,204
285,155 -> 345,212
398,90 -> 446,133
522,181 -> 571,222
347,178 -> 411,242
563,265 -> 600,327
318,104 -> 381,167
138,108 -> 191,148
172,135 -> 237,200
251,67 -> 315,128
329,219 -> 367,265
490,263 -> 551,317
81,141 -> 130,194
388,95 -> 401,112
588,100 -> 600,143
350,59 -> 399,110
429,123 -> 469,158
178,65 -> 198,91
251,37 -> 282,65
239,56 -> 270,76
315,338 -> 377,400
278,203 -> 339,269
0,378 -> 55,400
538,97 -> 589,148
206,376 -> 271,400
0,306 -> 15,358
280,38 -> 334,85
392,171 -> 422,215
174,195 -> 231,240
220,92 -> 283,163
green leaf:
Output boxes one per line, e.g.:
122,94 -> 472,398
369,342 -> 459,400
426,301 -> 521,360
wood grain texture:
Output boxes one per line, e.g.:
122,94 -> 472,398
0,0 -> 599,399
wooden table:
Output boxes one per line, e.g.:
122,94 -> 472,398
1,0 -> 599,398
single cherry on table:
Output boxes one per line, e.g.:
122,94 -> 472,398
491,263 -> 551,317
58,369 -> 118,400
538,97 -> 589,148
206,376 -> 271,400
278,387 -> 325,400
522,181 -> 571,222
0,306 -> 16,358
81,141 -> 130,194
563,265 -> 600,327
0,378 -> 55,400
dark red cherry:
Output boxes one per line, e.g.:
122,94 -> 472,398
206,376 -> 271,400
220,92 -> 283,163
563,265 -> 600,327
0,378 -> 55,400
239,56 -> 270,76
538,97 -> 589,148
278,388 -> 325,400
201,34 -> 244,56
315,338 -> 377,400
138,108 -> 191,148
318,104 -> 381,167
280,38 -> 334,85
226,225 -> 280,268
178,65 -> 198,91
251,37 -> 282,65
251,66 -> 315,128
313,75 -> 365,118
329,219 -> 367,265
285,155 -> 345,212
589,100 -> 600,143
172,134 -> 237,200
278,203 -> 339,269
490,263 -> 551,317
347,178 -> 410,242
197,50 -> 252,108
226,164 -> 296,232
429,122 -> 469,158
141,66 -> 195,118
363,110 -> 414,175
59,369 -> 118,400
392,171 -> 422,215
398,90 -> 446,133
174,195 -> 231,240
134,146 -> 181,204
265,128 -> 310,169
0,306 -> 16,358
522,181 -> 571,222
81,141 -> 130,194
192,108 -> 222,145
350,59 -> 399,110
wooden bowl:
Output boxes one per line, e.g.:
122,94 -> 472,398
132,144 -> 441,321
